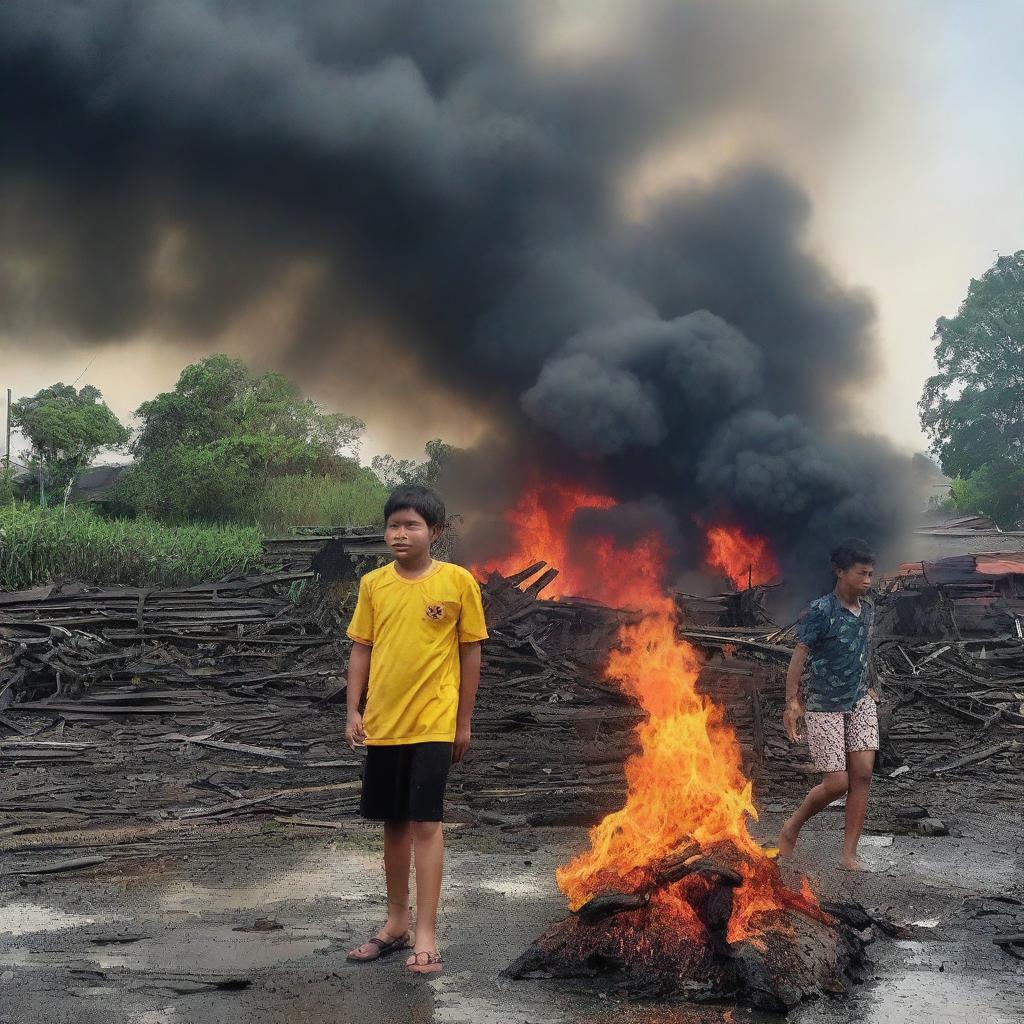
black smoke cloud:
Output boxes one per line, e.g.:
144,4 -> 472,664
0,1 -> 915,587
524,312 -> 764,457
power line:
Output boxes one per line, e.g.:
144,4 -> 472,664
70,357 -> 95,388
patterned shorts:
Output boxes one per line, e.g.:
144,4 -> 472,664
804,694 -> 879,774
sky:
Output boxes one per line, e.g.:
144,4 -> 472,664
1,1 -> 1022,466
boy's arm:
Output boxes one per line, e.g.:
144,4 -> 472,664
453,641 -> 482,764
345,641 -> 372,749
783,643 -> 809,742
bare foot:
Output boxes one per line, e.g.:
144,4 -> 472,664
838,856 -> 873,872
778,821 -> 799,859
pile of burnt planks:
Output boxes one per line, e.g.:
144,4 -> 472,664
871,635 -> 1024,789
0,572 -> 346,707
0,561 -> 649,865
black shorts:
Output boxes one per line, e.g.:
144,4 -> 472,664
360,742 -> 453,822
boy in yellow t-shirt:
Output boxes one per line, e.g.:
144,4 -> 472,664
344,485 -> 487,975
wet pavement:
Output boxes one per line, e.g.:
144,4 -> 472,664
0,806 -> 1022,1024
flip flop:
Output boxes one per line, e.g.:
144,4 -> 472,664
406,950 -> 443,975
347,930 -> 410,962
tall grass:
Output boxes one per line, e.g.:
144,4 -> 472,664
0,470 -> 389,592
0,503 -> 263,591
242,472 -> 388,534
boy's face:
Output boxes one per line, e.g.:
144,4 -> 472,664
836,561 -> 874,596
385,506 -> 440,562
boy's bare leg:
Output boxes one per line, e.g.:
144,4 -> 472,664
778,771 -> 848,858
408,821 -> 444,960
383,820 -> 414,933
348,820 -> 412,957
839,749 -> 874,870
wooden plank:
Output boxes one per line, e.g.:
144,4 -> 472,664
15,855 -> 108,875
0,819 -> 265,853
165,735 -> 298,762
174,781 -> 362,820
933,741 -> 1020,775
10,703 -> 209,716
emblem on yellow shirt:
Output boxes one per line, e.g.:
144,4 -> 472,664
425,603 -> 445,621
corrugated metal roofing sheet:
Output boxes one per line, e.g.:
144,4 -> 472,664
895,551 -> 1024,585
976,554 -> 1024,575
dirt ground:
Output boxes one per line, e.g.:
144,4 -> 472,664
0,796 -> 1022,1024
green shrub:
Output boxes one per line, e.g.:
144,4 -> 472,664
110,458 -> 386,533
0,468 -> 15,506
241,471 -> 388,534
947,460 -> 1024,530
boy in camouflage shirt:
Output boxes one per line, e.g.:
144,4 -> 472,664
779,538 -> 880,870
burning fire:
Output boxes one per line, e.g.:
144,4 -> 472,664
705,524 -> 780,590
474,482 -> 613,598
476,483 -> 818,948
475,481 -> 666,604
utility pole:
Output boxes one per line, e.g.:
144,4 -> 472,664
4,388 -> 9,472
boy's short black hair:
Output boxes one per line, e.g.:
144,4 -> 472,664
830,537 -> 875,571
384,485 -> 446,530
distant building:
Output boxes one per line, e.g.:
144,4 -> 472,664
909,512 -> 1024,562
8,463 -> 131,509
68,464 -> 131,505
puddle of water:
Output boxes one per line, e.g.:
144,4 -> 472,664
859,835 -> 894,848
432,974 -> 565,1024
0,924 -> 331,976
858,968 -> 1022,1023
0,947 -> 141,970
0,948 -> 56,968
154,846 -> 557,916
468,871 -> 555,898
0,903 -> 122,938
156,848 -> 380,914
904,850 -> 1021,892
129,1011 -> 177,1024
543,999 -> 766,1024
163,925 -> 332,972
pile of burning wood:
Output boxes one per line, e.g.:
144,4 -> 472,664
504,837 -> 873,1012
475,552 -> 883,1013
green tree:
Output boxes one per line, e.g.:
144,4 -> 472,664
920,251 -> 1024,528
115,355 -> 365,521
370,438 -> 457,490
369,453 -> 421,489
11,384 -> 129,507
421,438 -> 456,485
134,355 -> 363,471
947,462 -> 1024,528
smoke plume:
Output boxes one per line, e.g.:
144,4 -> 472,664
0,1 -> 916,585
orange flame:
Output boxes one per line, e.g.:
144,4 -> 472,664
475,483 -> 817,946
475,482 -> 615,599
705,524 -> 780,590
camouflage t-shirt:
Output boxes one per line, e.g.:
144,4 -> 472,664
797,592 -> 873,712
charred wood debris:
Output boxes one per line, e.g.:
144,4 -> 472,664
0,546 -> 1022,929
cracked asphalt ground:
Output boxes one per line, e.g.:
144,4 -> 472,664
0,800 -> 1022,1024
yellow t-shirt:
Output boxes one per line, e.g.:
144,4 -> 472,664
346,560 -> 488,745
